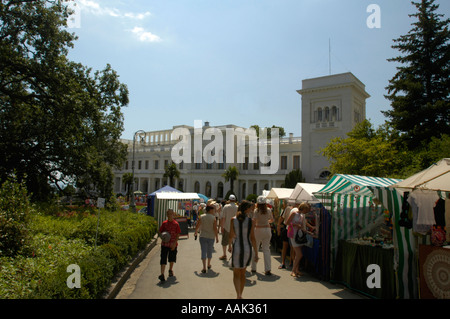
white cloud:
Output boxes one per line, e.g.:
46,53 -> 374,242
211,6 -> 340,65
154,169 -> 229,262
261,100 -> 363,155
78,0 -> 116,17
76,0 -> 161,42
78,0 -> 150,20
131,27 -> 161,43
124,12 -> 151,20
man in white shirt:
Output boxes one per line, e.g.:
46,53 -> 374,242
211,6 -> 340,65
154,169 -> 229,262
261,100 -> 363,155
219,195 -> 238,260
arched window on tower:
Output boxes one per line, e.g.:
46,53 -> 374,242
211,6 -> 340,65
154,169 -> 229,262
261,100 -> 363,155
317,108 -> 323,122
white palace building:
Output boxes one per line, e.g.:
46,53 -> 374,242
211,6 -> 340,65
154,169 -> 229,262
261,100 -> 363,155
112,72 -> 370,200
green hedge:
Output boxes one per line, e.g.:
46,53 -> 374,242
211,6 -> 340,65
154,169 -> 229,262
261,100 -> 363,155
0,209 -> 157,299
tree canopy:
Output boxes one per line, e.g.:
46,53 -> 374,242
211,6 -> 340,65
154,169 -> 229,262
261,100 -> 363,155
383,0 -> 450,149
322,1 -> 449,178
283,169 -> 305,188
320,119 -> 450,178
163,162 -> 180,189
222,166 -> 239,194
320,120 -> 408,178
0,1 -> 129,200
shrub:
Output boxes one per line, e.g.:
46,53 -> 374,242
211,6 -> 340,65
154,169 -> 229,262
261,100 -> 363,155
0,205 -> 157,299
0,177 -> 32,257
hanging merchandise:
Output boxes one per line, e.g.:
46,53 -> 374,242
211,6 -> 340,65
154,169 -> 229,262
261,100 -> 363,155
399,192 -> 412,229
410,189 -> 439,226
446,196 -> 450,242
431,198 -> 447,246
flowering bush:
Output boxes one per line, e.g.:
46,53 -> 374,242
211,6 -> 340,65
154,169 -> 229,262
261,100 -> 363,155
0,186 -> 157,298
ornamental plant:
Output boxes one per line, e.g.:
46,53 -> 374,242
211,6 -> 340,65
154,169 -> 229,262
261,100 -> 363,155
0,177 -> 32,257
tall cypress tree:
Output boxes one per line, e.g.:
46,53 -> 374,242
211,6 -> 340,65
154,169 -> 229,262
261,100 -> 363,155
383,0 -> 450,149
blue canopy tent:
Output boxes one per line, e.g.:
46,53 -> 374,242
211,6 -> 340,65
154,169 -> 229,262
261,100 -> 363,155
147,186 -> 200,227
147,186 -> 182,218
196,193 -> 209,203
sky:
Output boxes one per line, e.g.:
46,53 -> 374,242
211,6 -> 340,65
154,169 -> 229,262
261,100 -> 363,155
66,0 -> 450,141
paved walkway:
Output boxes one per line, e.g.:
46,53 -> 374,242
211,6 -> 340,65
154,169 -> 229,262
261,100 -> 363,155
116,229 -> 363,299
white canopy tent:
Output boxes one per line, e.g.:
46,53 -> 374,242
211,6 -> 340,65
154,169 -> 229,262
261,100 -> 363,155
156,193 -> 200,200
390,158 -> 450,299
150,189 -> 199,227
393,158 -> 450,192
265,188 -> 294,200
289,183 -> 324,203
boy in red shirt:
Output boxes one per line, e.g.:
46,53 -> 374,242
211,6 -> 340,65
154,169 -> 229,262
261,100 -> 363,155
159,209 -> 181,282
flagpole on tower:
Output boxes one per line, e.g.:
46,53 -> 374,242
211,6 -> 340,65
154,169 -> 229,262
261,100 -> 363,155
329,38 -> 331,75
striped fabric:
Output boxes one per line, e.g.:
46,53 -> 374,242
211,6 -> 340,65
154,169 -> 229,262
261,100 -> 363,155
313,175 -> 403,295
369,187 -> 450,299
369,186 -> 417,299
154,199 -> 188,227
315,174 -> 402,201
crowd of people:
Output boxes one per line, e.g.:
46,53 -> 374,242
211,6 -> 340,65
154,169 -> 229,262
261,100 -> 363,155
157,195 -> 315,299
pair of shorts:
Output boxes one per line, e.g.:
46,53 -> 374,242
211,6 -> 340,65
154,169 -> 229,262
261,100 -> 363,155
160,245 -> 178,265
221,229 -> 230,246
290,237 -> 304,248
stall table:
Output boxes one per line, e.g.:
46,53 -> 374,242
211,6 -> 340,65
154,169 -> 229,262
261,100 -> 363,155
333,240 -> 396,299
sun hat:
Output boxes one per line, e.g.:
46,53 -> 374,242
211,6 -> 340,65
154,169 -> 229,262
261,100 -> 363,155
257,196 -> 266,204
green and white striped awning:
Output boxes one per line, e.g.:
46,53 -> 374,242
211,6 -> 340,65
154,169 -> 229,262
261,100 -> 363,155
313,174 -> 405,298
314,174 -> 403,198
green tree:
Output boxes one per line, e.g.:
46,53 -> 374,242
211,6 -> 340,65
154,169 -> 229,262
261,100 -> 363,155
383,0 -> 450,149
251,125 -> 286,138
163,162 -> 180,188
401,133 -> 450,177
283,169 -> 305,188
122,172 -> 133,199
0,1 -> 129,201
222,166 -> 239,195
320,120 -> 408,178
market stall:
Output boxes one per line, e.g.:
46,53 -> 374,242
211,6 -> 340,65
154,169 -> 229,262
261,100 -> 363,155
265,187 -> 294,201
265,187 -> 294,219
314,174 -> 402,298
288,183 -> 332,280
387,158 -> 450,299
147,186 -> 199,227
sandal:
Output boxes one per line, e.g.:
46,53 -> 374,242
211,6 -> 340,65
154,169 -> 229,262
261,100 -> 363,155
278,264 -> 286,269
201,269 -> 206,274
168,270 -> 174,277
219,256 -> 227,260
